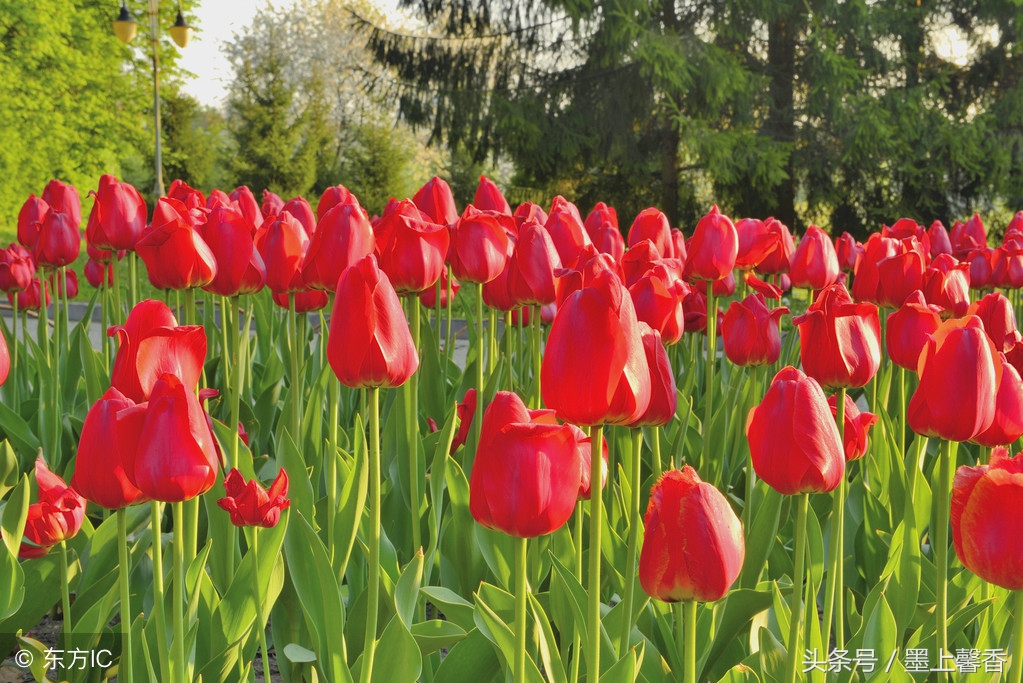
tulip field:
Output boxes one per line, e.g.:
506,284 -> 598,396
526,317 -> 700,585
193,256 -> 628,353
2,174 -> 1023,683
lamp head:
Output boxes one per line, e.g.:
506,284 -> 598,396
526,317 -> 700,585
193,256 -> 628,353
170,9 -> 191,48
112,3 -> 137,44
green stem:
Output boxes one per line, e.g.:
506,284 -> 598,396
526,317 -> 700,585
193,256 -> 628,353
673,602 -> 684,681
150,502 -> 170,683
128,252 -> 139,310
252,531 -> 272,683
935,439 -> 957,683
822,387 -> 847,653
652,427 -> 662,480
742,366 -> 761,531
100,280 -> 110,373
409,299 -> 422,558
361,387 -> 382,683
704,280 -> 717,482
172,502 -> 186,683
1011,590 -> 1023,683
514,536 -> 529,681
111,255 -> 122,320
289,294 -> 303,443
570,503 -> 583,683
532,306 -> 542,408
619,429 -> 643,657
784,494 -> 809,683
684,600 -> 697,683
505,311 -> 514,392
472,284 -> 484,464
118,509 -> 135,683
10,295 -> 18,409
58,540 -> 71,650
488,307 -> 498,377
587,424 -> 604,683
897,366 -> 906,455
220,296 -> 232,410
327,373 -> 340,566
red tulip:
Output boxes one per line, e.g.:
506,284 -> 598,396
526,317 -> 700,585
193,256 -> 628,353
124,373 -> 219,502
136,201 -> 217,290
17,194 -> 48,250
200,207 -> 266,297
621,240 -> 663,287
928,220 -> 953,258
746,366 -> 844,495
7,279 -> 49,311
584,202 -> 618,238
71,387 -> 147,509
49,268 -> 78,299
0,244 -> 37,293
684,205 -> 738,282
834,232 -> 861,273
469,391 -> 581,538
627,208 -> 672,258
327,254 -> 419,388
590,222 -> 626,261
971,355 -> 1023,448
449,205 -> 511,284
261,189 -> 284,217
42,179 -> 81,228
508,219 -> 561,306
513,202 -> 548,230
229,186 -> 263,228
721,294 -> 789,367
754,218 -> 795,275
413,176 -> 459,226
573,424 -> 608,500
908,316 -> 1000,442
35,209 -> 81,268
449,388 -> 477,454
282,196 -> 316,237
481,233 -> 521,312
217,468 -> 290,528
86,174 -> 147,251
922,253 -> 971,317
629,263 -> 688,345
628,324 -> 678,427
850,233 -> 900,304
0,329 -> 8,387
638,466 -> 744,602
83,259 -> 113,288
473,175 -> 511,214
788,226 -> 840,291
734,218 -> 777,271
875,242 -> 925,309
167,179 -> 205,210
19,458 -> 85,559
542,268 -> 650,426
969,292 -> 1021,352
671,228 -> 688,267
373,199 -> 450,295
951,213 -> 986,258
271,289 -> 329,312
109,299 -> 206,403
792,282 -> 881,389
151,195 -> 207,230
302,201 -> 375,292
545,196 -> 592,266
316,184 -> 360,221
254,211 -> 309,295
966,247 -> 997,290
885,290 -> 942,370
420,268 -> 460,308
828,393 -> 878,461
951,449 -> 1023,589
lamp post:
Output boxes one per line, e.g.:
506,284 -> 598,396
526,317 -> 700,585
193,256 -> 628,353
113,0 -> 191,198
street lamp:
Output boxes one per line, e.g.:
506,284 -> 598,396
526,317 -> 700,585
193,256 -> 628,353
113,0 -> 192,198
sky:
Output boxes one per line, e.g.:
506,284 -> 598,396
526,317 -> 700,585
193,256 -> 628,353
177,0 -> 266,108
177,0 -> 406,109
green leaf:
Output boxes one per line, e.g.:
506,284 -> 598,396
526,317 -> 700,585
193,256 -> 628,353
279,427 -> 316,526
284,510 -> 353,683
0,545 -> 24,620
475,524 -> 515,590
600,645 -> 636,683
529,591 -> 568,683
740,482 -> 782,588
861,596 -> 897,682
369,613 -> 423,683
434,628 -> 501,683
395,550 -> 425,630
421,586 -> 476,632
0,441 -> 21,500
0,401 -> 40,459
699,588 -> 773,679
1,474 -> 29,557
411,619 -> 468,656
283,643 -> 318,663
334,416 -> 369,580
